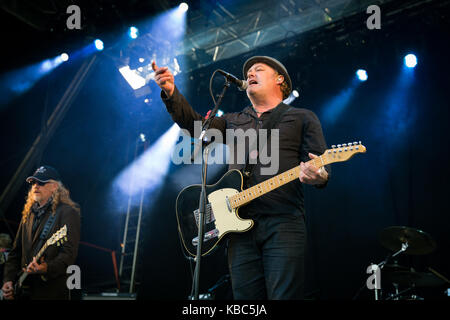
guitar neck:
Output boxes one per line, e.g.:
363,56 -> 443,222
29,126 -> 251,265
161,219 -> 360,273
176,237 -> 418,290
228,142 -> 366,209
35,242 -> 48,262
18,242 -> 48,287
229,157 -> 325,209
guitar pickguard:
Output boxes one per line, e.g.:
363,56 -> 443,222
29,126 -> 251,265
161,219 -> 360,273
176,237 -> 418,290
207,188 -> 253,237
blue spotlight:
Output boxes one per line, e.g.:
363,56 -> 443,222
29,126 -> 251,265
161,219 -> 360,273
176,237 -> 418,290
283,89 -> 300,105
179,2 -> 189,12
112,124 -> 181,200
404,54 -> 417,68
94,39 -> 104,51
356,69 -> 368,82
0,54 -> 68,107
129,26 -> 139,39
60,53 -> 69,62
119,5 -> 187,92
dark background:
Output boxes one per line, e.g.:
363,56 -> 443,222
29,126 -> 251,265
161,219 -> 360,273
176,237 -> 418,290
0,0 -> 449,300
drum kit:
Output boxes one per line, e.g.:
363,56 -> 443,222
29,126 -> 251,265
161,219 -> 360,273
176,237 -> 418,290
371,226 -> 449,300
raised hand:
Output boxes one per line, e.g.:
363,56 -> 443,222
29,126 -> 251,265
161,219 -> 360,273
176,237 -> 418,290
152,60 -> 175,98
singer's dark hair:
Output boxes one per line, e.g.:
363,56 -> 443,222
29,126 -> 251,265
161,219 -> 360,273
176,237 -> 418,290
277,72 -> 290,99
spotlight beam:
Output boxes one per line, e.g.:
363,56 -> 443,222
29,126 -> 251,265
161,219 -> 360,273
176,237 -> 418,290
118,6 -> 187,91
0,55 -> 98,215
112,124 -> 181,201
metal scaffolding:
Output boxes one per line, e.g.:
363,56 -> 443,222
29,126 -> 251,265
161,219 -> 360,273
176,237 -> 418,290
118,137 -> 147,294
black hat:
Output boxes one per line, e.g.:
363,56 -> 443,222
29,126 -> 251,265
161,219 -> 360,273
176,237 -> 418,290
242,56 -> 292,99
26,165 -> 61,184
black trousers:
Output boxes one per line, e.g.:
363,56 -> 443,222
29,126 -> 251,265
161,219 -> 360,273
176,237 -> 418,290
227,214 -> 306,300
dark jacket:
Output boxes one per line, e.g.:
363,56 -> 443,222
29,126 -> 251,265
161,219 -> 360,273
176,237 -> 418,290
162,86 -> 330,217
3,202 -> 81,300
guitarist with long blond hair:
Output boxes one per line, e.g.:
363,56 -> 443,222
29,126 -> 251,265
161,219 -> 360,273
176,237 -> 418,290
1,166 -> 80,300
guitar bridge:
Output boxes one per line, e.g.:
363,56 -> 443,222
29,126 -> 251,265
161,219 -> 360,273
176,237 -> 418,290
193,203 -> 215,227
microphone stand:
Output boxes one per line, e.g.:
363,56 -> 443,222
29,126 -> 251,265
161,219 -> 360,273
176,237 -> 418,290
353,242 -> 409,300
192,77 -> 231,300
372,242 -> 409,300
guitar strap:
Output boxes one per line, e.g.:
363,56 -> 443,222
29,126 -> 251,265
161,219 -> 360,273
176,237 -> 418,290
33,207 -> 60,257
242,103 -> 291,186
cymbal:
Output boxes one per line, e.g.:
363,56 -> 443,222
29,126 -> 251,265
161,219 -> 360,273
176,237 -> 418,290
379,226 -> 436,255
382,262 -> 409,273
387,271 -> 446,287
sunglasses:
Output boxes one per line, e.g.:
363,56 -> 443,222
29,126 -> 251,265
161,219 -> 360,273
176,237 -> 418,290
30,181 -> 49,186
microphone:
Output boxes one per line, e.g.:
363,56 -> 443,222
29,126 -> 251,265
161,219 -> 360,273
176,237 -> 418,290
217,69 -> 248,91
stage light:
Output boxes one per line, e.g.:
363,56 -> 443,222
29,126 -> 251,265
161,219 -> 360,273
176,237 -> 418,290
129,26 -> 139,39
377,55 -> 417,142
118,4 -> 187,92
112,124 -> 181,201
60,53 -> 69,62
118,66 -> 146,90
216,109 -> 224,117
179,2 -> 189,12
356,69 -> 368,81
1,53 -> 70,107
404,54 -> 417,68
94,39 -> 104,51
283,89 -> 300,105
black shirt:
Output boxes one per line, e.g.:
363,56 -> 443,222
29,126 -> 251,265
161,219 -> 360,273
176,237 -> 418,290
162,86 -> 330,217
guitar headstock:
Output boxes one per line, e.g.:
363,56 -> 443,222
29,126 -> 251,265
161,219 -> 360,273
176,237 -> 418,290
322,141 -> 366,164
47,225 -> 68,247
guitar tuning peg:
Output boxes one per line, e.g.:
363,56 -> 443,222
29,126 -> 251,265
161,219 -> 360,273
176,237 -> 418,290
331,145 -> 336,148
359,141 -> 362,145
337,144 -> 341,148
342,143 -> 347,147
353,142 -> 358,145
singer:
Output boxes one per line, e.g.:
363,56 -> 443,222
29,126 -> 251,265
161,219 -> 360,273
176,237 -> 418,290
152,56 -> 330,300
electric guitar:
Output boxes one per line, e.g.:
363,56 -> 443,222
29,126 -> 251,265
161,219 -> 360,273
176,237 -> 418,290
176,142 -> 366,257
14,225 -> 68,299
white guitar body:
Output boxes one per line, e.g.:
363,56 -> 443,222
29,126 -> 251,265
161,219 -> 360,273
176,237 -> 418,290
207,188 -> 253,238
